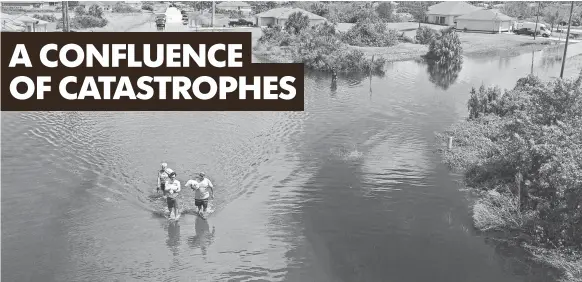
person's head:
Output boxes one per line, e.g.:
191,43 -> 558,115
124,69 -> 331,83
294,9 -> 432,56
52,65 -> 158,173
161,163 -> 168,170
198,172 -> 205,180
169,172 -> 176,180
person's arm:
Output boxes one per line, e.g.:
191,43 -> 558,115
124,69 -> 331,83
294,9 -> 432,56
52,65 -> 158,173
208,179 -> 214,199
157,172 -> 160,190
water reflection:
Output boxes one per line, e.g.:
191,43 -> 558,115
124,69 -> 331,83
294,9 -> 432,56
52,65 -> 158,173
163,220 -> 181,256
424,59 -> 463,90
187,216 -> 216,256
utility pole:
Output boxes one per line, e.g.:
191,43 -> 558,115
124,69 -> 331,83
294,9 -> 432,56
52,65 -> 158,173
534,1 -> 541,40
61,1 -> 67,32
560,1 -> 574,79
211,0 -> 215,30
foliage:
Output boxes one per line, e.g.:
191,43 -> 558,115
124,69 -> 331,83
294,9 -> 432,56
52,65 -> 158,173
375,2 -> 395,22
74,6 -> 86,17
32,14 -> 58,22
141,4 -> 153,11
112,3 -> 141,13
426,27 -> 463,64
257,20 -> 386,75
57,15 -> 108,29
250,1 -> 281,14
415,26 -> 440,45
501,1 -> 536,19
439,72 -> 582,260
88,4 -> 104,19
342,19 -> 399,47
285,11 -> 310,34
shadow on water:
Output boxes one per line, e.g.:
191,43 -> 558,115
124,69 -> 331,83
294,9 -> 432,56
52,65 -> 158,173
187,216 -> 216,257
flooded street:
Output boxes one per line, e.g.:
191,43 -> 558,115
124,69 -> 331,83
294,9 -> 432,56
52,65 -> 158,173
3,23 -> 582,281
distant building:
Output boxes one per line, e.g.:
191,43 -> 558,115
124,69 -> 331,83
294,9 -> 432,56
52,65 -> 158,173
215,1 -> 251,14
426,1 -> 482,26
254,7 -> 326,27
456,9 -> 514,33
0,1 -> 47,8
1,13 -> 49,32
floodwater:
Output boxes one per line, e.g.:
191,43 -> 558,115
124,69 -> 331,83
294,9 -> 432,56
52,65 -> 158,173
3,25 -> 582,282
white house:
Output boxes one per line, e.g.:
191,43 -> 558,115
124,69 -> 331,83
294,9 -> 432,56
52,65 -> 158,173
456,9 -> 514,33
254,7 -> 326,27
426,1 -> 482,26
1,13 -> 49,32
215,1 -> 252,14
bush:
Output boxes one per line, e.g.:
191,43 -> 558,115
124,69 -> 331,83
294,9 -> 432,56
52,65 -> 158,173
285,11 -> 310,34
112,3 -> 141,13
415,26 -> 440,45
142,4 -> 153,11
74,6 -> 86,17
439,72 -> 582,262
32,14 -> 59,22
342,19 -> 399,47
88,5 -> 104,18
426,27 -> 463,64
58,15 -> 108,29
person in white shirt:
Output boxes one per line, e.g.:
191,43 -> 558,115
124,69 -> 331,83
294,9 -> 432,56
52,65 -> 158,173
164,172 -> 181,218
185,172 -> 214,216
157,163 -> 174,196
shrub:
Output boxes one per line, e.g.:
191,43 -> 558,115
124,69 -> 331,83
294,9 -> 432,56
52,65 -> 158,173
415,26 -> 440,45
342,19 -> 399,47
88,5 -> 104,18
112,3 -> 141,13
426,28 -> 463,64
58,15 -> 108,29
74,6 -> 86,17
32,14 -> 59,22
142,4 -> 153,11
258,25 -> 285,44
440,72 -> 582,255
285,11 -> 310,34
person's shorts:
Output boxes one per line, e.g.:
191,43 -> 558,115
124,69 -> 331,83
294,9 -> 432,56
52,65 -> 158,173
195,198 -> 209,209
160,183 -> 166,193
166,197 -> 177,209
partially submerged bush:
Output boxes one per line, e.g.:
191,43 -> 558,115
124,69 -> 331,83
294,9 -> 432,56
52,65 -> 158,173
426,27 -> 463,64
285,11 -> 310,34
342,19 -> 399,47
57,15 -> 108,29
415,26 -> 440,45
32,14 -> 58,22
439,72 -> 582,282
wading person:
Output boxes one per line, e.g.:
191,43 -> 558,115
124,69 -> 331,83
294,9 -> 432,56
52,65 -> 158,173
186,172 -> 214,217
157,163 -> 174,195
164,172 -> 181,219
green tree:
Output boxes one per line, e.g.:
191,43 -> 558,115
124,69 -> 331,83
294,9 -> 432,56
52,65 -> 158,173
285,11 -> 310,34
88,5 -> 104,19
426,27 -> 463,64
410,2 -> 428,28
74,5 -> 86,17
375,2 -> 394,22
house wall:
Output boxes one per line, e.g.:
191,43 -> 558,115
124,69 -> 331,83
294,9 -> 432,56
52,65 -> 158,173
456,19 -> 512,33
258,16 -> 325,27
427,14 -> 457,26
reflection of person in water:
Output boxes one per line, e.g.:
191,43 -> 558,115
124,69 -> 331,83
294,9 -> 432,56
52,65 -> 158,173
188,216 -> 216,256
165,220 -> 181,256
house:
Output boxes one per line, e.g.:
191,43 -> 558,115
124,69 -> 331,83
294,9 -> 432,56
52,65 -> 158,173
215,1 -> 252,14
0,1 -> 47,9
456,9 -> 514,33
426,1 -> 482,26
254,7 -> 326,27
1,13 -> 49,32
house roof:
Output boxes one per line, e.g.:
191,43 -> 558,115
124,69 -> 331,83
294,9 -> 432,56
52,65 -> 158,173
457,9 -> 513,21
427,1 -> 482,16
255,7 -> 326,20
1,13 -> 48,25
216,1 -> 251,8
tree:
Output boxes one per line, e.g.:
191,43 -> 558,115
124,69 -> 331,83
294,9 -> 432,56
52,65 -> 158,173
376,2 -> 394,22
285,11 -> 310,34
410,2 -> 428,28
74,6 -> 86,17
88,5 -> 104,19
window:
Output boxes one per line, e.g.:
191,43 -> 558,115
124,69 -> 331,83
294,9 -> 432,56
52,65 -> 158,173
438,16 -> 445,25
